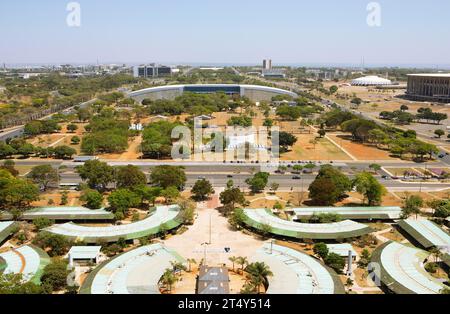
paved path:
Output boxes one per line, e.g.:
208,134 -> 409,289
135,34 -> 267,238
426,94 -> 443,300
164,190 -> 263,266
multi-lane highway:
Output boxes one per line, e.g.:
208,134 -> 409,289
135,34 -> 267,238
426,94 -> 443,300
52,166 -> 450,191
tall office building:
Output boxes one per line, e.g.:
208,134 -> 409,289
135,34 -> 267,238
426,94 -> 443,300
263,59 -> 272,70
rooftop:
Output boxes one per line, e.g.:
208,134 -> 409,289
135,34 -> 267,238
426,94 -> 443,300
197,266 -> 230,294
292,206 -> 402,220
0,245 -> 50,284
371,242 -> 446,294
407,73 -> 450,78
80,244 -> 185,294
326,244 -> 357,257
0,206 -> 114,221
243,208 -> 373,240
68,246 -> 102,260
250,242 -> 344,294
397,219 -> 450,249
45,205 -> 182,243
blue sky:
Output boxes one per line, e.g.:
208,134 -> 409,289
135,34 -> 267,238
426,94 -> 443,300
1,0 -> 449,66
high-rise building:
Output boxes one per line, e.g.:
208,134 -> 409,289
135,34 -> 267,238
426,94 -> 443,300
263,59 -> 272,70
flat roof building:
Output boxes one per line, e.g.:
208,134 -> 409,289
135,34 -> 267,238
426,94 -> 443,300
250,242 -> 345,294
67,246 -> 102,266
196,266 -> 230,294
242,208 -> 373,240
406,73 -> 450,102
351,75 -> 392,86
133,64 -> 173,78
326,244 -> 358,262
292,206 -> 402,220
128,84 -> 298,103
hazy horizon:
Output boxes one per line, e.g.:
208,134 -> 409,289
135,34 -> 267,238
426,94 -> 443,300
1,0 -> 450,67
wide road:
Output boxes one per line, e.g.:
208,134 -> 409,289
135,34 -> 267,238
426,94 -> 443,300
58,172 -> 450,191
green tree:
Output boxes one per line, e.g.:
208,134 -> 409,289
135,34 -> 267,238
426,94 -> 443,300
313,243 -> 329,259
115,165 -> 147,189
67,124 -> 78,133
245,172 -> 270,194
76,160 -> 115,191
324,253 -> 346,274
191,179 -> 215,201
107,189 -> 141,219
274,131 -> 297,152
33,232 -> 72,257
0,141 -> 16,158
150,166 -> 186,190
71,136 -> 81,145
53,145 -> 76,159
236,256 -> 248,273
33,217 -> 55,230
276,105 -> 301,121
401,194 -> 423,219
160,268 -> 178,292
357,249 -> 371,268
220,188 -> 246,209
245,262 -> 273,294
27,165 -> 59,191
353,172 -> 386,206
434,129 -> 445,138
329,85 -> 338,94
259,223 -> 272,239
60,191 -> 69,205
17,143 -> 35,158
0,273 -> 43,294
41,259 -> 71,292
308,165 -> 351,206
0,171 -> 40,213
368,163 -> 381,173
80,189 -> 103,209
0,160 -> 19,177
161,186 -> 180,204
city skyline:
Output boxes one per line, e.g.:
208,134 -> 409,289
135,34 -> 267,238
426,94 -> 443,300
1,0 -> 450,67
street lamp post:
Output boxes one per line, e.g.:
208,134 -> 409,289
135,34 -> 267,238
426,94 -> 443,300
201,242 -> 209,265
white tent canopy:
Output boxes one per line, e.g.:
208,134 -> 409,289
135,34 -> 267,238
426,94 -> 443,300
351,76 -> 392,86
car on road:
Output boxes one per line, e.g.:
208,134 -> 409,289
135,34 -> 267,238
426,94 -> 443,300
227,175 -> 233,178
197,176 -> 206,180
292,176 -> 301,180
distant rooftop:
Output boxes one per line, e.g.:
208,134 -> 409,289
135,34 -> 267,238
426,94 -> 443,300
407,73 -> 450,78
